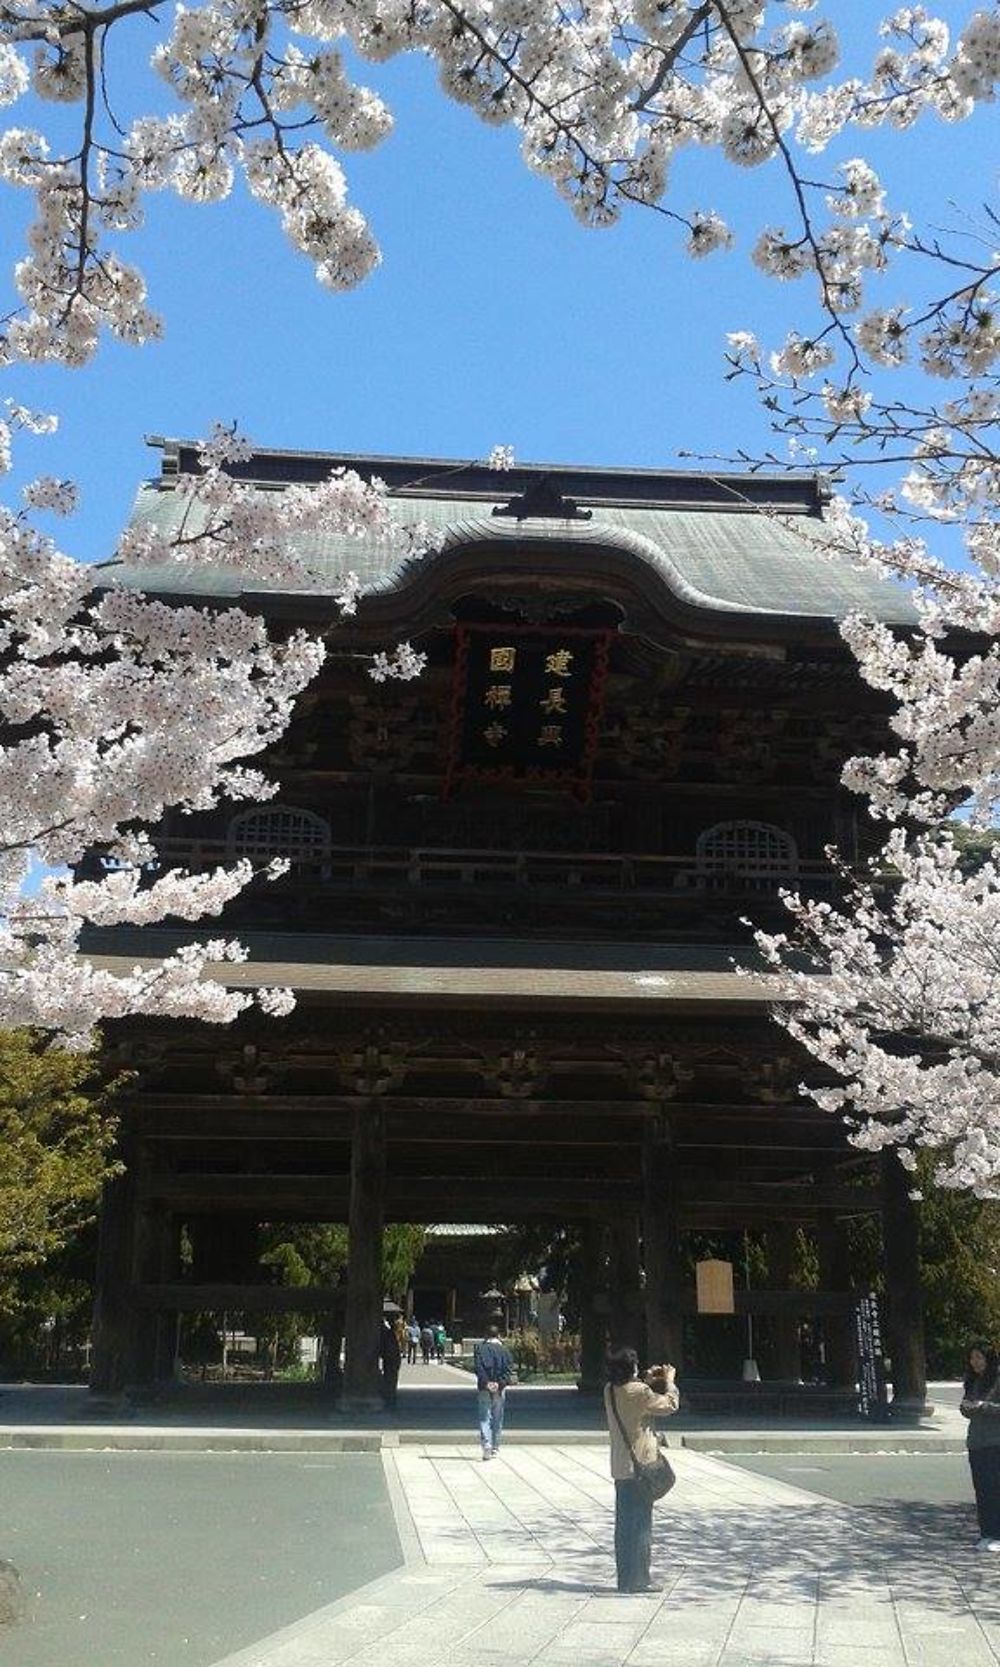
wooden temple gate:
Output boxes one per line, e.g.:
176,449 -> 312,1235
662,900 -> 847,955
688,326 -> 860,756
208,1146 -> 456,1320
85,443 -> 927,1414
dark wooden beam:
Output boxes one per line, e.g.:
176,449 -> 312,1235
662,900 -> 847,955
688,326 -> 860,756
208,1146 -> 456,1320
143,1174 -> 641,1208
678,1288 -> 856,1317
138,1095 -> 654,1120
137,1094 -> 839,1126
685,1185 -> 879,1211
133,1284 -> 344,1313
128,1282 -> 858,1318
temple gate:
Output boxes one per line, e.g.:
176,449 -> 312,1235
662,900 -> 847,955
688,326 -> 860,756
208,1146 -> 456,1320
84,443 -> 926,1414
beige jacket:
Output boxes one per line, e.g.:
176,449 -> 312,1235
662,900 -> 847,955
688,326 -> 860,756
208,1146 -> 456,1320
604,1378 -> 680,1481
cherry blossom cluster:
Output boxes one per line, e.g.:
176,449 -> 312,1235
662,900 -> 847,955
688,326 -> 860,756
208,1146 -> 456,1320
757,831 -> 1000,1196
0,0 -> 996,1104
0,3 -> 994,371
115,424 -> 415,588
0,416 -> 425,1043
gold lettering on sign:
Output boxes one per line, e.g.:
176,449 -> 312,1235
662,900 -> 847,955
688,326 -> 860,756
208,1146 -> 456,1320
538,724 -> 564,748
545,649 -> 574,678
484,685 -> 512,709
483,722 -> 508,748
540,686 -> 567,715
490,647 -> 517,672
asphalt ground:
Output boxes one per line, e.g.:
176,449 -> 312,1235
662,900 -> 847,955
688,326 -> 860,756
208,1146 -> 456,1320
0,1450 -> 401,1667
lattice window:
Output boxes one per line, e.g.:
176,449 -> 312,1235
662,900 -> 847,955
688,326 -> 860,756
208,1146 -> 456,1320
227,806 -> 331,864
695,820 -> 798,889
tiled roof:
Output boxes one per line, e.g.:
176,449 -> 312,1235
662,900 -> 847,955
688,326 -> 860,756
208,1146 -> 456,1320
107,442 -> 917,626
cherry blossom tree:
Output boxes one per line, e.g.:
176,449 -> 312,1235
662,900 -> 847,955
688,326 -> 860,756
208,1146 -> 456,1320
2,416 -> 429,1044
0,0 -> 996,1075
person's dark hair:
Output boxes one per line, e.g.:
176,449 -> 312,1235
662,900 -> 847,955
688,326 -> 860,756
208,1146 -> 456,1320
487,1324 -> 502,1338
965,1344 -> 999,1396
605,1347 -> 638,1386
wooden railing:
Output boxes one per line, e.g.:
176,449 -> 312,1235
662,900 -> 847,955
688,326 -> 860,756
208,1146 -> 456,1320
138,839 -> 838,899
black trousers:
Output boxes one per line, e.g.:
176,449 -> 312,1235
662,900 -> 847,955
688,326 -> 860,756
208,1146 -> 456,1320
970,1446 -> 1000,1537
614,1478 -> 653,1592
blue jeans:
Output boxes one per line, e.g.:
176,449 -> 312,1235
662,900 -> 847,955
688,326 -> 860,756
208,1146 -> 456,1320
614,1478 -> 653,1591
478,1389 -> 505,1451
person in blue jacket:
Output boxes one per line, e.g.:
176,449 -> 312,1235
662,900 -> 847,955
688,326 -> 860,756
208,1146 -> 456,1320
473,1325 -> 514,1459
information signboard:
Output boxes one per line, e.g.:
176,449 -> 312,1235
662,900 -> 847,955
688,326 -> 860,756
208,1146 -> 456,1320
853,1290 -> 890,1421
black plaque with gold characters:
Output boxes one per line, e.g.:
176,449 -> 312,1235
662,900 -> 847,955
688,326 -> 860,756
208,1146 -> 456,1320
444,623 -> 612,800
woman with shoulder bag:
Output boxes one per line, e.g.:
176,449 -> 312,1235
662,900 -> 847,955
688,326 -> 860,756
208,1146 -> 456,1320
604,1346 -> 679,1593
961,1343 -> 1000,1550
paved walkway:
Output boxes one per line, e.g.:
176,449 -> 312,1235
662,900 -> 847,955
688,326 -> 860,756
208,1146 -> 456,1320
0,1371 -> 970,1450
208,1442 -> 999,1667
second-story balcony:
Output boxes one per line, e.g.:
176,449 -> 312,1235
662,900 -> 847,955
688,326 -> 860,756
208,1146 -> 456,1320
132,836 -> 841,940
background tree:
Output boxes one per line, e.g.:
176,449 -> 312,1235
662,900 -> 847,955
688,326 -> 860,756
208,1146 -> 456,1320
0,1221 -> 96,1378
0,1029 -> 121,1314
242,1222 -> 426,1376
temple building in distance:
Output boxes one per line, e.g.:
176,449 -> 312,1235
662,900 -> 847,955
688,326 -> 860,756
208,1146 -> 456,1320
83,441 -> 926,1414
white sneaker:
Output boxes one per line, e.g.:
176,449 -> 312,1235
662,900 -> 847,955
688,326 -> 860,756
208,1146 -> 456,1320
482,1448 -> 493,1461
985,1540 -> 1000,1552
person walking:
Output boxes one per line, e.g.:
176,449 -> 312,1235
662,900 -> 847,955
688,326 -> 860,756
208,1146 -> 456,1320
420,1323 -> 434,1366
434,1321 -> 447,1363
961,1343 -> 1000,1549
473,1324 -> 514,1459
406,1318 -> 420,1365
604,1347 -> 679,1593
380,1317 -> 401,1409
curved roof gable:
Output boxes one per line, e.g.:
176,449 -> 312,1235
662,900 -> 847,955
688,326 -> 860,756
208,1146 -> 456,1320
110,441 -> 917,627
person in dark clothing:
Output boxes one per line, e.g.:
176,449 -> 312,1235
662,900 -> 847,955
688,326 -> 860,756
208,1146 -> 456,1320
961,1343 -> 1000,1548
406,1319 -> 420,1365
380,1317 -> 401,1409
472,1325 -> 514,1459
604,1346 -> 679,1593
420,1324 -> 434,1365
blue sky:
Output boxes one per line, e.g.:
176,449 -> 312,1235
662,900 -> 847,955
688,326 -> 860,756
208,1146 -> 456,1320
2,7 -> 996,564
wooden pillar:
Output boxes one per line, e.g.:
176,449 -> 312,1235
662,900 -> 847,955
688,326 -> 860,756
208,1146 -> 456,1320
609,1213 -> 643,1354
816,1216 -> 857,1390
880,1149 -> 927,1413
147,1204 -> 181,1385
89,1128 -> 138,1398
577,1221 -> 608,1392
125,1143 -> 163,1392
642,1119 -> 684,1370
768,1222 -> 801,1382
342,1099 -> 386,1409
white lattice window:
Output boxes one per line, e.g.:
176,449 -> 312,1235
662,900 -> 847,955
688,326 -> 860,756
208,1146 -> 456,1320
695,821 -> 798,889
227,806 -> 331,863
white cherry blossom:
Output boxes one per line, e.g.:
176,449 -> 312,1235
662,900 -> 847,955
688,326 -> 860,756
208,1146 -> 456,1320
0,0 -> 996,1093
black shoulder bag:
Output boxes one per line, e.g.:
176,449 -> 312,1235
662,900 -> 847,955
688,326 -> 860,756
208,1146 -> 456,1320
610,1386 -> 677,1505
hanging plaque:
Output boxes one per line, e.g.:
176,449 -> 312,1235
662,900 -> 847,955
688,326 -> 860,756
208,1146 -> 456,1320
444,622 -> 612,801
696,1258 -> 736,1315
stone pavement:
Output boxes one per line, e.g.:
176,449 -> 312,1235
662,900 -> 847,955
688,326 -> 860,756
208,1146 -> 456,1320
209,1441 -> 1000,1667
0,1371 -> 970,1450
